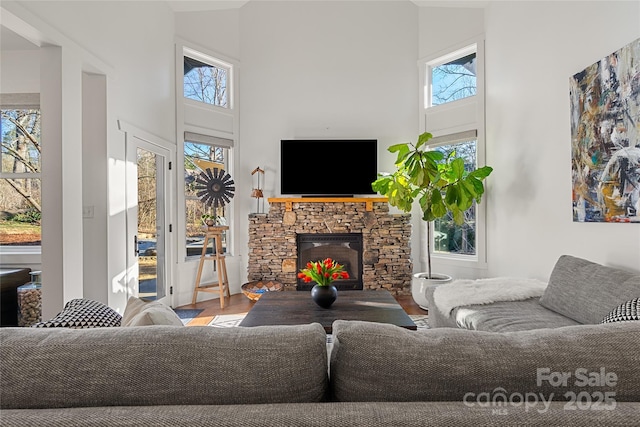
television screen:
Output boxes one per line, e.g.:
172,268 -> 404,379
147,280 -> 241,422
280,139 -> 377,196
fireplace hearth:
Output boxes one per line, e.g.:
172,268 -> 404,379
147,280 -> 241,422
297,233 -> 363,291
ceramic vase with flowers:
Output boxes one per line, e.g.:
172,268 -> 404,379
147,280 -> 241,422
298,258 -> 349,309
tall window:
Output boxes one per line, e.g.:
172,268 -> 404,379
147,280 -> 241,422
432,138 -> 478,255
422,39 -> 486,265
183,48 -> 231,108
184,134 -> 232,258
1,98 -> 42,248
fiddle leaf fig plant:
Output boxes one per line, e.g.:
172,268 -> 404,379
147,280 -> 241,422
372,132 -> 493,278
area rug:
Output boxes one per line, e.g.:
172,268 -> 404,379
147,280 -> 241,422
208,313 -> 430,329
173,308 -> 204,325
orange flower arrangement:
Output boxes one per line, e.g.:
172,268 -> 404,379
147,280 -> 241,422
297,258 -> 349,286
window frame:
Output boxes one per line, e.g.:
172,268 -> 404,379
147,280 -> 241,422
419,36 -> 488,272
175,41 -> 239,266
183,47 -> 234,111
0,93 -> 42,255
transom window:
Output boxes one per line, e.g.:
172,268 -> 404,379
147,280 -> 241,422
1,99 -> 42,248
427,46 -> 477,108
183,48 -> 231,108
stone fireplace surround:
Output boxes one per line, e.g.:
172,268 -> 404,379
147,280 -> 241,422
248,198 -> 413,295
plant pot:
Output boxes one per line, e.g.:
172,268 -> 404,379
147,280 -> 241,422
411,272 -> 452,310
311,284 -> 337,309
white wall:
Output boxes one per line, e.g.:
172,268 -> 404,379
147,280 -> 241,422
1,0 -> 177,313
484,1 -> 640,278
236,0 -> 420,282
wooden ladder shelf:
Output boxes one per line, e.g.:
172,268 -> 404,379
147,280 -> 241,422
192,226 -> 231,308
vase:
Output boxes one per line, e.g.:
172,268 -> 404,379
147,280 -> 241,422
311,284 -> 337,309
411,272 -> 452,310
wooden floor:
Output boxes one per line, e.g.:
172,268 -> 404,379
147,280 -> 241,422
176,293 -> 427,327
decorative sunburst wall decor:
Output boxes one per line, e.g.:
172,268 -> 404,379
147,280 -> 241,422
195,167 -> 235,209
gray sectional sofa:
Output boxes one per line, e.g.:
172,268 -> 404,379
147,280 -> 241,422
426,255 -> 640,332
2,318 -> 640,425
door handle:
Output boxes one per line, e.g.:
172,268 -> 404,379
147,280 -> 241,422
134,235 -> 140,257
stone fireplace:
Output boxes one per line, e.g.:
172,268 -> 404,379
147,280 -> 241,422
247,198 -> 413,295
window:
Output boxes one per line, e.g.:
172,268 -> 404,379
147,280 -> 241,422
431,138 -> 478,256
421,38 -> 486,268
1,98 -> 42,248
183,48 -> 231,108
184,133 -> 233,258
430,51 -> 476,106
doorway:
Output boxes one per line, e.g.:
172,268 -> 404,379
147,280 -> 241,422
126,136 -> 171,304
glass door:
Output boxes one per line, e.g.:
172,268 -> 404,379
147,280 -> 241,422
126,136 -> 170,304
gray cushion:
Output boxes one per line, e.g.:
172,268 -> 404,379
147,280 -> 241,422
0,323 -> 329,409
539,255 -> 640,324
3,402 -> 640,426
33,298 -> 121,328
452,297 -> 580,332
330,320 -> 640,403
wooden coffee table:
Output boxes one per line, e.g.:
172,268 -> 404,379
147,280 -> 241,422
239,289 -> 416,333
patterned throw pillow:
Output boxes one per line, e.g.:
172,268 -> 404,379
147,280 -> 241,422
601,298 -> 639,323
34,298 -> 122,328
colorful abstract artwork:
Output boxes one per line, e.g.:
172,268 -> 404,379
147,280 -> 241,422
570,38 -> 640,223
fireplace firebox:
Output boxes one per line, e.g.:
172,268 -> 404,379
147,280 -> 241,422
296,233 -> 363,291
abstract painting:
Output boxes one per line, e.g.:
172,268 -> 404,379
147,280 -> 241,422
570,38 -> 640,223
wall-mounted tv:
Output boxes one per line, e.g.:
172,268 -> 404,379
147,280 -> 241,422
280,139 -> 377,196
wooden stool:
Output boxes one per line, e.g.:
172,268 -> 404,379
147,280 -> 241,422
192,226 -> 231,308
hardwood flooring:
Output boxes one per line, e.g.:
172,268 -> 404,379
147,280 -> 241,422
176,293 -> 427,327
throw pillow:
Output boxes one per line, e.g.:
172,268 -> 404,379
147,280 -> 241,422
601,298 -> 640,323
122,296 -> 183,327
34,298 -> 122,328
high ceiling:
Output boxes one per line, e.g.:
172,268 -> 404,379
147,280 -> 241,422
165,0 -> 487,12
1,0 -> 486,51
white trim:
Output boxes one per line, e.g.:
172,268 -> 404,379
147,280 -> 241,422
117,119 -> 174,147
117,121 -> 176,307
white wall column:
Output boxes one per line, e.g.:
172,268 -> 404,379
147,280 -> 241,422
40,45 -> 84,319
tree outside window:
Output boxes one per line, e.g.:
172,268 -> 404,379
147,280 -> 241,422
1,107 -> 42,246
431,52 -> 476,106
184,55 -> 229,108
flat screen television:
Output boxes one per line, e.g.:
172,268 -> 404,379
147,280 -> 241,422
280,139 -> 377,196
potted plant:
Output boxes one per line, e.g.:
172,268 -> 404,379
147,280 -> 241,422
298,258 -> 349,309
372,132 -> 493,307
201,213 -> 217,227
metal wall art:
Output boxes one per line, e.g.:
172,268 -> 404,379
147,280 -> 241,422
195,167 -> 235,209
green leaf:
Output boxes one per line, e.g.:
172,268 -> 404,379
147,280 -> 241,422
451,157 -> 465,179
388,143 -> 408,153
451,208 -> 465,225
469,165 -> 493,180
445,185 -> 458,206
416,132 -> 433,149
430,191 -> 447,218
424,150 -> 444,162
